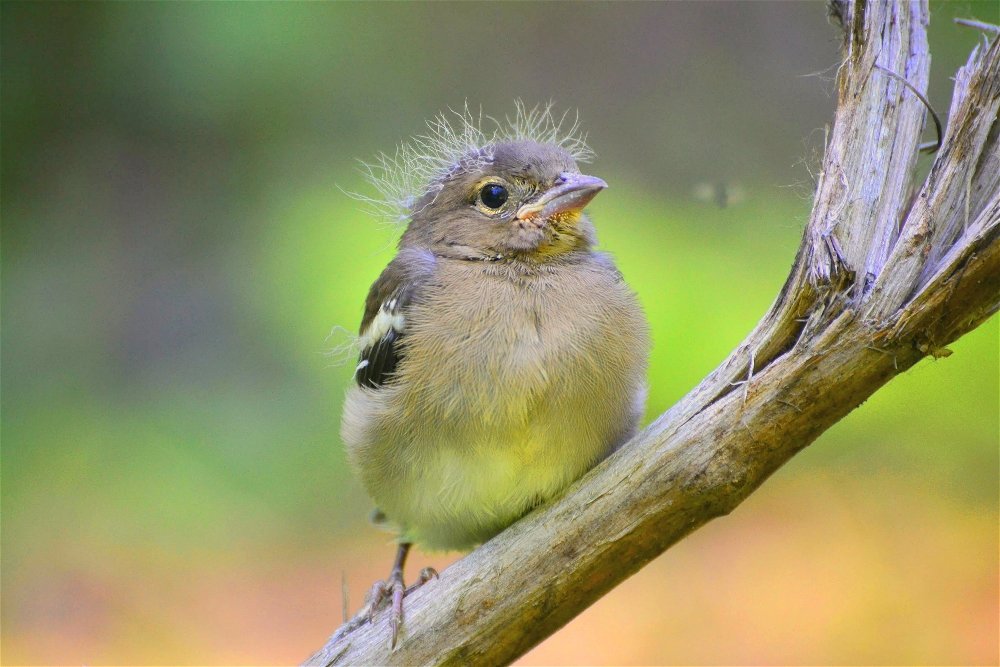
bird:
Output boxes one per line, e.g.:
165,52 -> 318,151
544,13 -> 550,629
340,106 -> 649,646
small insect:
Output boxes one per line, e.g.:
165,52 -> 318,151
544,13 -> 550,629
691,181 -> 747,209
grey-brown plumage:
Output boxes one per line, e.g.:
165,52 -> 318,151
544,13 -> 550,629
341,131 -> 648,644
343,137 -> 649,550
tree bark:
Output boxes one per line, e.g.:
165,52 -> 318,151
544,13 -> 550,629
307,1 -> 1000,664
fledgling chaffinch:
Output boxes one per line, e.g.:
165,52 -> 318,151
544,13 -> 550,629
340,108 -> 649,645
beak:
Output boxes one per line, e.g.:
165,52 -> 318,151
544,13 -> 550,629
515,172 -> 608,221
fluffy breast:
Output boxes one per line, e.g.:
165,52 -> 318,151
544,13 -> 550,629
341,254 -> 649,550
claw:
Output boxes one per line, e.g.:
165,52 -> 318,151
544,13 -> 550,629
390,569 -> 405,648
366,579 -> 390,623
365,542 -> 439,649
406,566 -> 438,594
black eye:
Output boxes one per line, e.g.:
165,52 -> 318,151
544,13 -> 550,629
479,183 -> 508,210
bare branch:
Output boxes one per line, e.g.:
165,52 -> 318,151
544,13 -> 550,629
306,1 -> 1000,664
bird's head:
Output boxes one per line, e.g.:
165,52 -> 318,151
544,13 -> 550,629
403,140 -> 606,261
357,105 -> 603,263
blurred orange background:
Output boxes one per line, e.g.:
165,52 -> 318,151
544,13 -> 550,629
2,2 -> 997,665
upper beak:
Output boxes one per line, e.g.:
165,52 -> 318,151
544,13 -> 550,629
515,172 -> 608,221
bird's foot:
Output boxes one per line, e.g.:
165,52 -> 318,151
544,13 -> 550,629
406,566 -> 438,594
366,566 -> 438,648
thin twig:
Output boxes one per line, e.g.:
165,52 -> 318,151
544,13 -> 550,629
954,18 -> 1000,34
341,571 -> 349,624
873,64 -> 943,154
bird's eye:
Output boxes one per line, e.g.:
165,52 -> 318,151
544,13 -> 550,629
479,183 -> 509,210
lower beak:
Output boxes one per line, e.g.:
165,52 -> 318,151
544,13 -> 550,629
515,173 -> 608,221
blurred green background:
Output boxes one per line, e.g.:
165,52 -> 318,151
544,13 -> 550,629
2,2 -> 997,665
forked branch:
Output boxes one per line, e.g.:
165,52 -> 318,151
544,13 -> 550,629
307,1 -> 999,664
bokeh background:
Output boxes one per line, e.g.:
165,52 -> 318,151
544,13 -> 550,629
2,2 -> 997,665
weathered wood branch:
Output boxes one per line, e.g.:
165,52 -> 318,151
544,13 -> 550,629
307,1 -> 999,664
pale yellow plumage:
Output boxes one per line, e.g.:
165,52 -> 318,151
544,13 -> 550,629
342,252 -> 647,550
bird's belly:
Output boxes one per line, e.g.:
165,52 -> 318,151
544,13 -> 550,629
343,344 -> 635,551
396,420 -> 585,550
341,264 -> 646,551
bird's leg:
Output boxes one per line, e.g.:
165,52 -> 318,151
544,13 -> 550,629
387,542 -> 409,647
366,542 -> 408,620
365,542 -> 439,648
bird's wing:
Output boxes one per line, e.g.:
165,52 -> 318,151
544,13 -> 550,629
354,249 -> 435,389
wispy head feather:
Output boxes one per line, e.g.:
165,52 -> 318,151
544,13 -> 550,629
351,102 -> 594,223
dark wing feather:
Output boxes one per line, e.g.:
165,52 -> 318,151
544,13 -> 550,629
356,311 -> 403,388
354,249 -> 435,389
